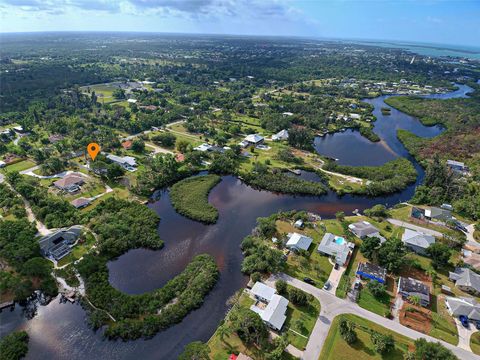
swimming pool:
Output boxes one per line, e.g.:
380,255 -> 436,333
334,236 -> 346,245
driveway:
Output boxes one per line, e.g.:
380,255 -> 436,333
466,224 -> 480,247
266,273 -> 480,360
455,318 -> 475,352
387,218 -> 443,237
325,263 -> 346,294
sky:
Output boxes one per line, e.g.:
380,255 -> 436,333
0,0 -> 479,47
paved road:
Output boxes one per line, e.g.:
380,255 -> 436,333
466,224 -> 480,247
266,273 -> 480,360
387,218 -> 444,237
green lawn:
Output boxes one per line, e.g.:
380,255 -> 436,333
319,314 -> 413,360
279,220 -> 335,287
471,332 -> 480,355
284,285 -> 321,349
2,159 -> 36,173
357,286 -> 391,317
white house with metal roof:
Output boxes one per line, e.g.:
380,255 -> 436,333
286,233 -> 313,252
250,282 -> 289,331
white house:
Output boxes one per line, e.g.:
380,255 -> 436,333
445,296 -> 480,321
193,143 -> 212,152
250,282 -> 289,331
244,134 -> 264,145
286,233 -> 312,252
272,129 -> 289,141
107,154 -> 137,171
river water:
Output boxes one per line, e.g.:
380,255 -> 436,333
0,84 -> 472,359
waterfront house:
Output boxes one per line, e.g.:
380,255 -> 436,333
397,277 -> 430,307
449,268 -> 480,296
401,228 -> 435,255
348,221 -> 385,242
39,225 -> 83,261
356,262 -> 387,284
286,233 -> 313,252
250,282 -> 288,331
53,173 -> 85,193
317,232 -> 354,266
425,206 -> 452,221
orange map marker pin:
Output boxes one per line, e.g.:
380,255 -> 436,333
87,143 -> 100,161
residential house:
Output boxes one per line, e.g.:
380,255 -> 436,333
272,129 -> 289,141
121,140 -> 133,150
286,233 -> 312,252
348,221 -> 385,242
447,160 -> 469,175
401,228 -> 435,255
317,233 -> 355,266
53,173 -> 85,193
106,154 -> 137,171
425,206 -> 452,221
70,197 -> 91,209
193,143 -> 212,152
445,297 -> 480,321
243,134 -> 264,146
449,268 -> 480,296
39,225 -> 83,261
397,277 -> 430,307
356,262 -> 387,284
250,282 -> 289,331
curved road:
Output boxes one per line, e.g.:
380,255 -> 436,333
266,273 -> 480,360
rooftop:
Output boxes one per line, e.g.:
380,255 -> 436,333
53,173 -> 85,189
286,232 -> 313,251
449,267 -> 480,292
402,228 -> 435,249
251,282 -> 276,302
357,262 -> 387,280
398,277 -> 430,298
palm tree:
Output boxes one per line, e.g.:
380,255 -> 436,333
408,295 -> 421,306
217,323 -> 230,343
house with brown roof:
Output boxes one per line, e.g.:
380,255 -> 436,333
121,140 -> 133,150
70,197 -> 91,209
53,173 -> 85,193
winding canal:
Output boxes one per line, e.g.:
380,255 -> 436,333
0,84 -> 472,360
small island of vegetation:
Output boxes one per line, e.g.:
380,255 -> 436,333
170,174 -> 221,224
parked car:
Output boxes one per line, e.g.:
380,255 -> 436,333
334,263 -> 339,270
476,321 -> 480,330
323,281 -> 331,290
303,277 -> 315,285
459,315 -> 469,327
354,280 -> 362,290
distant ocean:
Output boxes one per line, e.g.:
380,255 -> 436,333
347,40 -> 480,60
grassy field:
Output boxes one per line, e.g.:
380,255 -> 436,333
319,314 -> 414,360
357,285 -> 392,317
471,332 -> 480,355
2,159 -> 36,173
170,174 -> 221,223
284,285 -> 321,349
